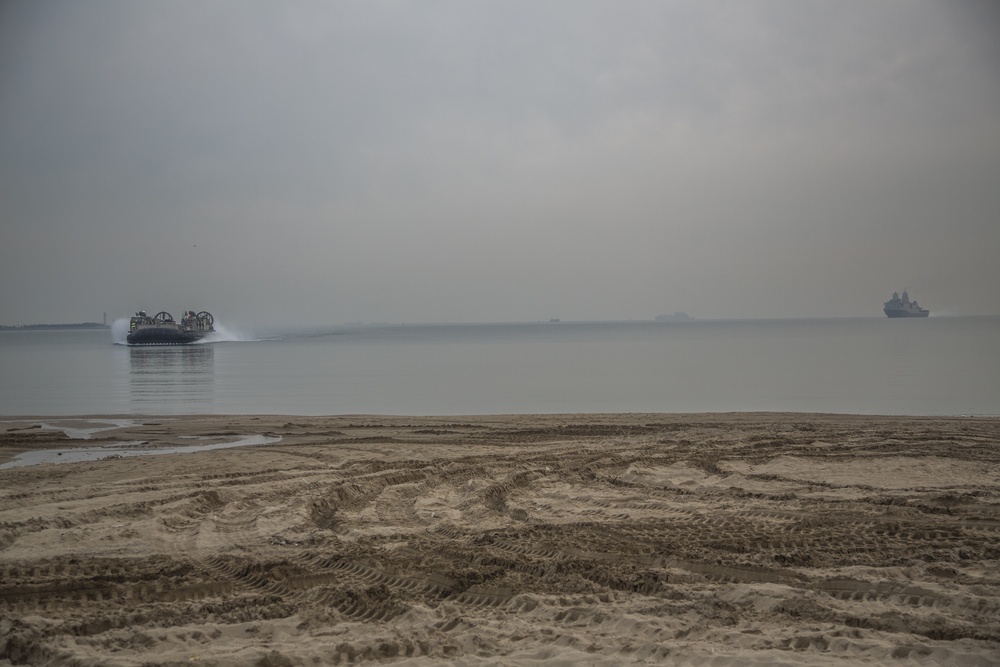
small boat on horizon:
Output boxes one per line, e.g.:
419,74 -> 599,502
126,310 -> 215,345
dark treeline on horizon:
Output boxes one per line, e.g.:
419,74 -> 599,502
0,322 -> 110,330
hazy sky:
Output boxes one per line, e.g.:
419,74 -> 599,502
2,1 -> 999,326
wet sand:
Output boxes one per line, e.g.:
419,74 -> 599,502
1,413 -> 998,666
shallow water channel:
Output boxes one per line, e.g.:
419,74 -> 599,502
0,422 -> 281,469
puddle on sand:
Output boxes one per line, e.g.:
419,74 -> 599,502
0,417 -> 143,440
15,418 -> 145,440
0,434 -> 282,469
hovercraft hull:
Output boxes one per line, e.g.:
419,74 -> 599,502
126,327 -> 207,345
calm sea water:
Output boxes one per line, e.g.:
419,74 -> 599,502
1,318 -> 997,416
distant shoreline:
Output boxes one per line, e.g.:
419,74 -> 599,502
0,322 -> 110,331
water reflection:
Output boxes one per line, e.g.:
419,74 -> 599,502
129,345 -> 214,409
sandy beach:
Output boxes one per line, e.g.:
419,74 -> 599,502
1,413 -> 998,666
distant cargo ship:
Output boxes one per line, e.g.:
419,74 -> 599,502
655,312 -> 693,322
127,310 -> 215,345
883,291 -> 929,318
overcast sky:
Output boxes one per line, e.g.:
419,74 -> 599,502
2,1 -> 998,326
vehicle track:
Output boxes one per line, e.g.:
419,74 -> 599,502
2,413 -> 998,665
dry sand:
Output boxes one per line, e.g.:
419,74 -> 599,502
1,413 -> 998,666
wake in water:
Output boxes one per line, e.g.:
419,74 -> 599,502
110,318 -> 255,345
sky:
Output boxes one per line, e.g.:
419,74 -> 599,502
2,1 -> 999,327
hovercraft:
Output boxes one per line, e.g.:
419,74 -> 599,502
126,310 -> 215,345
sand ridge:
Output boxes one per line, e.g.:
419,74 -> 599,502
1,413 -> 998,665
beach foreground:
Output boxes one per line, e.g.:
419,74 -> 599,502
1,413 -> 998,666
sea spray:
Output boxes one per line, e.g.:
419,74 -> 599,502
199,322 -> 253,343
110,318 -> 130,345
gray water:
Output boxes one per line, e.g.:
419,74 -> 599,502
0,432 -> 282,469
1,318 -> 997,416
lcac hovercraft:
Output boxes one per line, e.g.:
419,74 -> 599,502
126,310 -> 215,345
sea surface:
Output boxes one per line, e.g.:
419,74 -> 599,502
1,318 -> 998,417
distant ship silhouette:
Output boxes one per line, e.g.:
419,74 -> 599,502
883,291 -> 928,318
